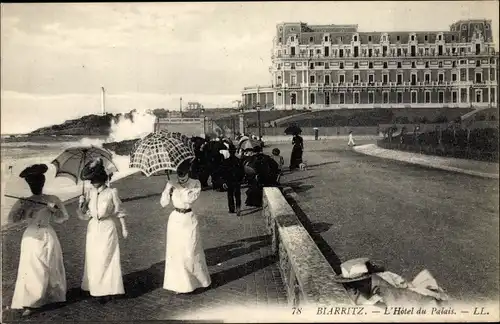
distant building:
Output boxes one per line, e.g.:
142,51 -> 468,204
242,20 -> 498,110
187,102 -> 204,110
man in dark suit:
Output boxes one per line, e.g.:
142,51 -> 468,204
221,145 -> 244,216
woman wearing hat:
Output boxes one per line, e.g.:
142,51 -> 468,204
8,164 -> 70,316
77,158 -> 128,304
160,158 -> 211,293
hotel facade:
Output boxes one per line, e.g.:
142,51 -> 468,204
241,19 -> 498,110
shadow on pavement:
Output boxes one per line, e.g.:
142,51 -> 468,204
310,222 -> 333,234
289,184 -> 314,194
306,161 -> 340,170
199,254 -> 277,293
121,192 -> 162,203
205,235 -> 271,266
284,194 -> 343,274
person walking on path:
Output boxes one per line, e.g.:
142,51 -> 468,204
348,131 -> 356,147
160,159 -> 211,293
289,133 -> 304,171
221,146 -> 244,216
9,164 -> 70,317
77,158 -> 129,304
271,148 -> 285,184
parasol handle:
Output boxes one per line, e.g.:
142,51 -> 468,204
4,194 -> 59,209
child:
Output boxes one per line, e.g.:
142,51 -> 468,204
271,148 -> 284,183
348,131 -> 356,147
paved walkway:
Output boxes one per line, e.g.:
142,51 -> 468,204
354,144 -> 499,179
2,173 -> 286,322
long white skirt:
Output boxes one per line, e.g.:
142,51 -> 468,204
11,225 -> 67,309
81,218 -> 124,296
163,211 -> 211,293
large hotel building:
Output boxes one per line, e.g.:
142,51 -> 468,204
241,19 -> 498,110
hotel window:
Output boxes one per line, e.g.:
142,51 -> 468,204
411,35 -> 415,41
354,92 -> 360,104
383,62 -> 388,69
451,35 -> 455,41
475,72 -> 482,83
438,45 -> 443,56
339,75 -> 345,84
452,61 -> 456,67
438,91 -> 444,103
425,35 -> 428,42
325,62 -> 330,69
354,74 -> 360,84
438,61 -> 442,69
369,62 -> 373,69
339,93 -> 345,104
425,91 -> 431,103
291,36 -> 295,42
383,46 -> 388,57
425,73 -> 430,83
354,62 -> 359,69
368,35 -> 372,42
340,62 -> 344,69
368,92 -> 374,103
397,48 -> 402,57
412,62 -> 416,68
368,74 -> 374,84
397,62 -> 402,68
411,91 -> 418,103
353,35 -> 358,42
411,46 -> 416,56
291,63 -> 295,70
438,35 -> 442,41
368,49 -> 373,57
452,47 -> 456,54
310,62 -> 314,69
452,73 -> 457,82
397,92 -> 403,103
279,37 -> 282,43
452,91 -> 458,103
339,49 -> 344,57
291,75 -> 297,85
397,74 -> 403,84
310,75 -> 315,84
383,74 -> 388,84
491,88 -> 495,103
411,73 -> 417,85
309,37 -> 314,43
325,75 -> 330,84
309,49 -> 314,57
310,93 -> 315,104
316,49 -> 321,54
476,60 -> 481,67
397,35 -> 400,41
324,36 -> 328,42
491,69 -> 496,81
438,73 -> 444,84
383,92 -> 389,103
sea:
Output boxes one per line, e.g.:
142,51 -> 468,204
0,136 -> 138,228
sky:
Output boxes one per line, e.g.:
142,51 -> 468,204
1,1 -> 499,134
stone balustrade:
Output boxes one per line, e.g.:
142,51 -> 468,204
262,187 -> 352,307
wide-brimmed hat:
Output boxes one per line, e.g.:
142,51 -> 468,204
19,164 -> 48,178
80,158 -> 107,181
333,258 -> 381,283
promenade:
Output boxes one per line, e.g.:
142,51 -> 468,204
270,139 -> 499,302
1,172 -> 286,322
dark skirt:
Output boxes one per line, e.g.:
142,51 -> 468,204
289,145 -> 303,170
245,182 -> 263,207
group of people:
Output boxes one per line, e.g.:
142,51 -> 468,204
7,132 -> 305,317
7,157 -> 211,317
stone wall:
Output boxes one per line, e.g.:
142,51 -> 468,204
262,187 -> 352,306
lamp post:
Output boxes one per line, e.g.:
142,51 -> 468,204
201,108 -> 206,136
256,102 -> 262,139
239,106 -> 245,135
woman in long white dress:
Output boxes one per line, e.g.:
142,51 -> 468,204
76,158 -> 129,304
9,164 -> 70,317
160,159 -> 211,293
